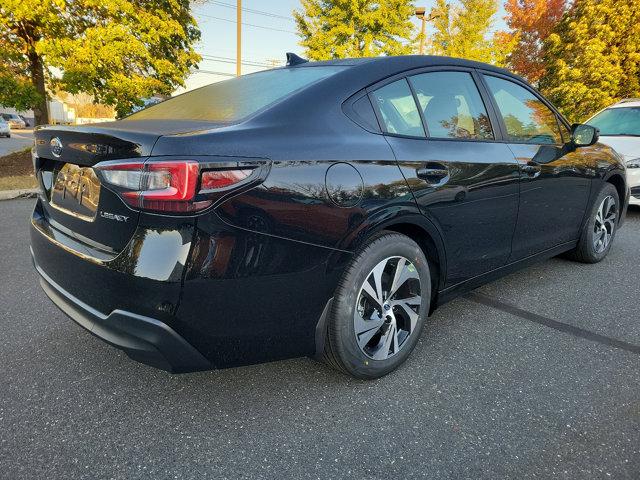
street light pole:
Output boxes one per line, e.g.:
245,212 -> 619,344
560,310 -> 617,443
415,7 -> 426,55
236,0 -> 242,76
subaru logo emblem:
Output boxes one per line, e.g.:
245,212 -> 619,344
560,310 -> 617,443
50,137 -> 63,158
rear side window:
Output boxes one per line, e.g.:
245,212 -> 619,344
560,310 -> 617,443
370,79 -> 425,137
409,71 -> 494,140
125,66 -> 346,123
484,76 -> 562,144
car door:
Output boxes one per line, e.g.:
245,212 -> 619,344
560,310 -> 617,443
480,73 -> 592,260
368,69 -> 520,287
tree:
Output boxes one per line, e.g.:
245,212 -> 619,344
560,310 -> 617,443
429,0 -> 513,66
504,0 -> 567,83
293,0 -> 416,60
540,0 -> 640,121
0,0 -> 200,125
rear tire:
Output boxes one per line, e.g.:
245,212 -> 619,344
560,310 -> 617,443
565,183 -> 619,263
323,232 -> 431,379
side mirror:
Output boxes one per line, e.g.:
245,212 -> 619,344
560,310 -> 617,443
571,123 -> 599,147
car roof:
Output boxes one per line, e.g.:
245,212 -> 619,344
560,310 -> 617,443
296,55 -> 518,78
313,55 -> 527,94
608,100 -> 640,108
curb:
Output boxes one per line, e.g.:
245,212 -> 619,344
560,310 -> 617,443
0,189 -> 38,201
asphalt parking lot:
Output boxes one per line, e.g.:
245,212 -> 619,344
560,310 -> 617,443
1,198 -> 639,480
0,129 -> 34,156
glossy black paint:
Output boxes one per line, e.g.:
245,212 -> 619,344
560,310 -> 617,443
30,56 -> 629,372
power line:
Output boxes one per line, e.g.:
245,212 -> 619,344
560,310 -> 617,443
191,69 -> 237,77
200,54 -> 275,67
198,1 -> 293,22
201,57 -> 266,67
196,12 -> 297,34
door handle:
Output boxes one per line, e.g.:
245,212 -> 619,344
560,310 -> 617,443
521,162 -> 541,177
416,165 -> 449,183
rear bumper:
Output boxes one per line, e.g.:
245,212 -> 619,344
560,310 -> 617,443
33,249 -> 211,373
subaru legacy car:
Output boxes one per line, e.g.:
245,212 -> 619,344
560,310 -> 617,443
30,55 -> 629,379
587,99 -> 640,206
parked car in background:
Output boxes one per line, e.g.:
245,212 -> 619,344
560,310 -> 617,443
587,99 -> 640,206
0,118 -> 10,138
1,113 -> 26,129
30,55 -> 629,379
19,115 -> 31,127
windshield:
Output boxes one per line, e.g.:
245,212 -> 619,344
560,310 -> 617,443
588,107 -> 640,136
125,66 -> 346,123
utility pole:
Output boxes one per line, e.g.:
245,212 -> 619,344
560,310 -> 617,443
236,0 -> 242,76
415,7 -> 427,55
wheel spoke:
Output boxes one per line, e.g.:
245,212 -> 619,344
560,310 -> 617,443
389,257 -> 407,297
602,196 -> 610,217
356,324 -> 382,349
361,260 -> 387,307
354,310 -> 384,346
361,280 -> 382,307
390,296 -> 421,331
388,261 -> 419,300
373,322 -> 396,360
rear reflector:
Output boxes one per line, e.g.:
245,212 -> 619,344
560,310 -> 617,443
201,169 -> 252,190
95,160 -> 255,214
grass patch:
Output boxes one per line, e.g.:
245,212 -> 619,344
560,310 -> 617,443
0,148 -> 36,191
0,175 -> 38,190
0,148 -> 33,177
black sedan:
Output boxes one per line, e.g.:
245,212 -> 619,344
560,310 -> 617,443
30,55 -> 629,379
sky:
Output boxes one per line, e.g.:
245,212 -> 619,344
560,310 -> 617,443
183,0 -> 508,93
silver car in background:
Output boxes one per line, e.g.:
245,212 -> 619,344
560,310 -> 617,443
1,113 -> 26,129
588,99 -> 640,206
0,118 -> 10,138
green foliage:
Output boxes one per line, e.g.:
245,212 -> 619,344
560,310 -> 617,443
0,74 -> 41,112
0,0 -> 200,121
540,0 -> 640,121
430,0 -> 513,66
293,0 -> 417,60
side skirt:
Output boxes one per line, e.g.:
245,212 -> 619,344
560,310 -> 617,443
435,240 -> 578,307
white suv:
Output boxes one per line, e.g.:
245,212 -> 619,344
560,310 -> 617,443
587,99 -> 640,206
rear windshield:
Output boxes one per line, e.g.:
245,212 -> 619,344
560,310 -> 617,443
588,107 -> 640,136
124,66 -> 346,123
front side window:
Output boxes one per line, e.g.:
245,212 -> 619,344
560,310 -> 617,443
484,76 -> 562,144
409,71 -> 494,140
370,79 -> 425,137
588,107 -> 640,136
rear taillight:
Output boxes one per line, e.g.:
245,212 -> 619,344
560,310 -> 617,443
95,160 -> 255,214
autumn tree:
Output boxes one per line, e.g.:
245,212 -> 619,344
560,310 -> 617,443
293,0 -> 416,60
0,0 -> 201,125
504,0 -> 567,83
540,0 -> 640,121
429,0 -> 514,66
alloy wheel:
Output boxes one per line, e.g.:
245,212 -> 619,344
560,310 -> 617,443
593,195 -> 617,254
353,256 -> 422,360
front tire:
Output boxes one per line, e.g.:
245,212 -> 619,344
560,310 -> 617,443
566,183 -> 619,263
323,232 -> 431,379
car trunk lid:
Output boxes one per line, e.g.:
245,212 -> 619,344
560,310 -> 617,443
32,121 -> 208,253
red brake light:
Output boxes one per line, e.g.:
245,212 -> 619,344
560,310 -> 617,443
95,160 -> 256,214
